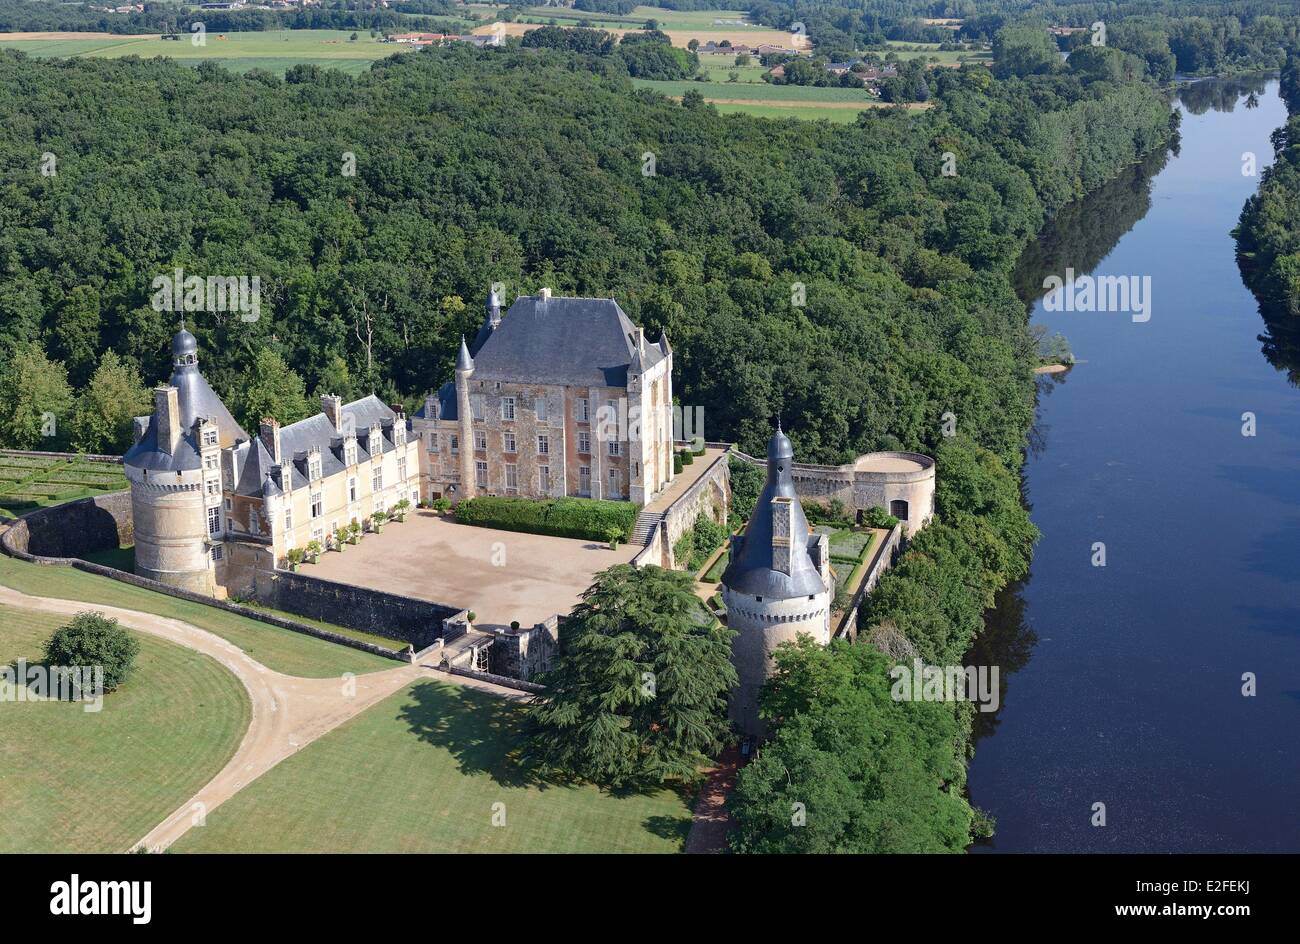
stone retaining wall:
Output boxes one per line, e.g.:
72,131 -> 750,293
2,490 -> 133,559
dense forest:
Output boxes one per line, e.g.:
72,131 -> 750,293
1235,50 -> 1300,379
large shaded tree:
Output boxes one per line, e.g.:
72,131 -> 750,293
529,564 -> 736,788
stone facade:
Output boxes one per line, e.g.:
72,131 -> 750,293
412,290 -> 675,507
124,329 -> 421,599
733,449 -> 936,534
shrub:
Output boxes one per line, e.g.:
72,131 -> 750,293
43,612 -> 139,692
455,495 -> 637,542
681,449 -> 695,466
689,513 -> 728,571
673,453 -> 683,475
432,497 -> 452,514
863,505 -> 899,529
286,547 -> 304,568
727,455 -> 764,520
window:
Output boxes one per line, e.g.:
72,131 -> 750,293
206,478 -> 220,496
472,395 -> 485,423
224,498 -> 232,512
394,424 -> 405,446
578,397 -> 589,422
204,453 -> 218,471
501,397 -> 516,421
608,468 -> 620,498
578,431 -> 590,454
632,461 -> 640,480
345,440 -> 357,466
503,431 -> 516,453
450,434 -> 459,454
372,466 -> 383,492
539,466 -> 551,493
311,527 -> 324,546
427,431 -> 439,452
535,397 -> 548,423
505,463 -> 517,491
308,452 -> 322,481
537,434 -> 549,456
202,428 -> 218,447
608,440 -> 621,457
310,489 -> 323,518
368,430 -> 381,456
207,506 -> 221,535
285,508 -> 293,533
397,456 -> 407,481
474,429 -> 487,451
579,466 -> 591,495
211,544 -> 223,562
348,477 -> 357,503
476,461 -> 488,488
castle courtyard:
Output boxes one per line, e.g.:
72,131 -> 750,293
306,511 -> 642,631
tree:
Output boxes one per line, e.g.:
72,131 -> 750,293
230,349 -> 311,431
992,24 -> 1060,79
528,564 -> 736,788
0,344 -> 74,449
727,455 -> 764,520
53,285 -> 102,388
728,638 -> 974,853
43,612 -> 140,692
71,351 -> 152,454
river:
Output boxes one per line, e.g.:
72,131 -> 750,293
968,75 -> 1300,853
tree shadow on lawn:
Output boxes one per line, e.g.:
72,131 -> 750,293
398,680 -> 704,809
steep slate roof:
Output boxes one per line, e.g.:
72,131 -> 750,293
124,329 -> 249,474
234,394 -> 404,495
468,294 -> 665,389
721,426 -> 828,599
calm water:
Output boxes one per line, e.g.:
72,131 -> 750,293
969,77 -> 1300,853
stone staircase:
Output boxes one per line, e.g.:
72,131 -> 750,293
629,510 -> 664,546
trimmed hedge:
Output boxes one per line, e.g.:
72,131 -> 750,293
455,495 -> 638,542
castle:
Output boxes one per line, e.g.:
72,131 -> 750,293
412,288 -> 675,506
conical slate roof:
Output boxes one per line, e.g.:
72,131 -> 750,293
720,426 -> 827,599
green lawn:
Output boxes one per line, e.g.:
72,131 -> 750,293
0,605 -> 250,852
0,555 -> 395,677
707,102 -> 863,122
174,677 -> 693,853
635,78 -> 878,103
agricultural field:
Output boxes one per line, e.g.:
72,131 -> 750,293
173,676 -> 694,853
0,452 -> 126,519
0,604 -> 251,853
474,6 -> 806,50
880,39 -> 992,66
632,77 -> 929,121
0,29 -> 414,74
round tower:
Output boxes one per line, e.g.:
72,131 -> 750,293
123,329 -> 246,595
720,425 -> 832,737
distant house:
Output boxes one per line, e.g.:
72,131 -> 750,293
388,32 -> 447,46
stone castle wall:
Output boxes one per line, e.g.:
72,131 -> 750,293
1,490 -> 133,559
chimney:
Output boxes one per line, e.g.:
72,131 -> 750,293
321,394 -> 343,433
155,386 -> 181,454
259,417 -> 281,464
770,496 -> 793,575
488,286 -> 502,328
538,287 -> 551,300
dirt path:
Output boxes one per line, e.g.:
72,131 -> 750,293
685,746 -> 741,853
0,582 -> 529,851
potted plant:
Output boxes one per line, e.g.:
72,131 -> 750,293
372,510 -> 388,532
348,520 -> 362,544
304,540 -> 322,564
466,610 -> 477,629
432,497 -> 452,516
286,547 -> 304,572
605,526 -> 623,550
393,498 -> 411,522
332,526 -> 348,551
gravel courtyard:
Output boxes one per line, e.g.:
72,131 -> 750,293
308,512 -> 641,629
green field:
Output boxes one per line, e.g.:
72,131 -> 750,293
634,78 -> 879,103
0,604 -> 251,852
0,453 -> 126,519
0,555 -> 395,677
174,677 -> 693,853
0,30 -> 412,74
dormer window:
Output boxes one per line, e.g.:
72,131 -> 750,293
308,452 -> 322,482
344,439 -> 357,467
368,429 -> 381,456
202,427 -> 218,447
394,424 -> 405,447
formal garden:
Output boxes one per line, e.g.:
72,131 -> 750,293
0,451 -> 125,518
